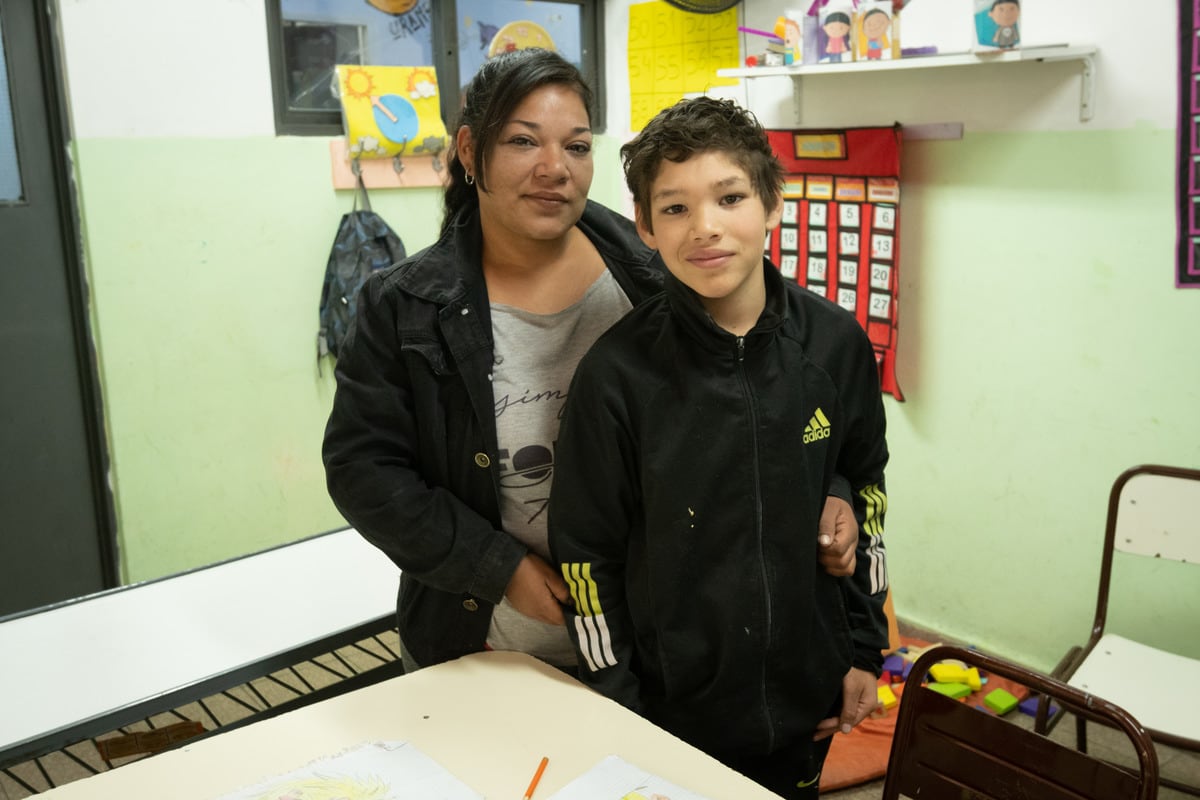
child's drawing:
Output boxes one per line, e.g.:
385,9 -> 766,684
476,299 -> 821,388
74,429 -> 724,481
242,774 -> 389,800
217,741 -> 483,800
547,755 -> 712,800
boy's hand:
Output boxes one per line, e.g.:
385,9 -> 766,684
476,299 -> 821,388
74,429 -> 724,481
813,667 -> 878,740
504,553 -> 570,625
818,495 -> 857,576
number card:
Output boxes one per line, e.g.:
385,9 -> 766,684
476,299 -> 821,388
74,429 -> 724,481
765,127 -> 905,399
780,254 -> 798,279
808,257 -> 828,282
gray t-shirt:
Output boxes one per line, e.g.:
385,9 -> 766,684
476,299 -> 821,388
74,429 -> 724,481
486,269 -> 633,665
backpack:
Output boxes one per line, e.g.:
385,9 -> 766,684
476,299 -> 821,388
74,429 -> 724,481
317,172 -> 406,361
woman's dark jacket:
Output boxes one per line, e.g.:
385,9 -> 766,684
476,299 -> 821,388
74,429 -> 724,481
322,200 -> 665,668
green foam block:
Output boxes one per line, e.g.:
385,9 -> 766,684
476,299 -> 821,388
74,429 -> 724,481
985,688 -> 1019,715
927,681 -> 972,699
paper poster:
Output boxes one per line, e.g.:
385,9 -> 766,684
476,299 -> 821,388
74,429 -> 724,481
335,65 -> 450,160
486,19 -> 557,56
216,741 -> 483,800
765,126 -> 905,400
626,2 -> 739,131
1176,0 -> 1200,287
547,755 -> 714,800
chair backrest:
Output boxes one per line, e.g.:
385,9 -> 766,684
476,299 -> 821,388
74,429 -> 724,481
1109,465 -> 1200,560
1093,465 -> 1200,637
882,644 -> 1159,800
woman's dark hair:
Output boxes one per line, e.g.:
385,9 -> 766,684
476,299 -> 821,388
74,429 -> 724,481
441,48 -> 593,236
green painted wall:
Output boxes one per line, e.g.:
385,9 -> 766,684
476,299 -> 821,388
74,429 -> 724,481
887,126 -> 1200,669
76,127 -> 1197,670
75,134 -> 629,584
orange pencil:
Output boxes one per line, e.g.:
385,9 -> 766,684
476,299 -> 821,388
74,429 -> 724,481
522,756 -> 549,800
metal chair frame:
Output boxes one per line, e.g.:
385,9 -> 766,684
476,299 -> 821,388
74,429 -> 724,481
1038,464 -> 1200,796
884,644 -> 1159,800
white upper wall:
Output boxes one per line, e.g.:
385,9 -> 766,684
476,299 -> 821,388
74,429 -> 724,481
606,0 -> 1176,135
60,0 -> 1175,138
60,0 -> 275,138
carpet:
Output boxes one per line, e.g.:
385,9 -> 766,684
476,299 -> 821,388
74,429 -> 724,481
818,639 -> 1032,792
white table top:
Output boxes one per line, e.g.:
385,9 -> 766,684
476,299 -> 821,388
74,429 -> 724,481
35,650 -> 784,799
0,528 -> 399,757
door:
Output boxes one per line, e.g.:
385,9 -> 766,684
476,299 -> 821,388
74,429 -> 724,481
0,0 -> 117,616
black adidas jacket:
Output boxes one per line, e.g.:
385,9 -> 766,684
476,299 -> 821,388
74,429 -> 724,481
548,259 -> 889,759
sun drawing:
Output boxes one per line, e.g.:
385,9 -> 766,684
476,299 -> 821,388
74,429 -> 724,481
406,68 -> 438,98
341,67 -> 375,102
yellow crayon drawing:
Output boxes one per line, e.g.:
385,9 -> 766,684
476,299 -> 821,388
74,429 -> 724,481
243,773 -> 389,800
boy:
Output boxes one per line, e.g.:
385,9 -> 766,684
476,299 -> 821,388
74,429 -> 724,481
548,97 -> 890,799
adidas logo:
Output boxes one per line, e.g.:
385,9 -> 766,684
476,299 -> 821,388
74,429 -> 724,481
803,408 -> 832,444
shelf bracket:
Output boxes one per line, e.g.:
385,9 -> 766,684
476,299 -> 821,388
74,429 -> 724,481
1078,54 -> 1095,122
791,76 -> 803,126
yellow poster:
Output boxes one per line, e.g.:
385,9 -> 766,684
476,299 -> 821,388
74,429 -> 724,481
627,1 -> 739,132
335,65 -> 449,160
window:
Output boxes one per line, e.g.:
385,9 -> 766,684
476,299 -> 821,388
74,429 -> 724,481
0,12 -> 23,203
265,0 -> 604,136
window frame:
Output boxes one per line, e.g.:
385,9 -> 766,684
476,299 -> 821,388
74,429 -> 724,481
264,0 -> 605,137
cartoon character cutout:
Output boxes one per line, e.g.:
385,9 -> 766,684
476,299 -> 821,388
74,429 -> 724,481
820,9 -> 854,63
774,15 -> 803,64
989,0 -> 1020,48
858,6 -> 893,61
975,0 -> 1020,49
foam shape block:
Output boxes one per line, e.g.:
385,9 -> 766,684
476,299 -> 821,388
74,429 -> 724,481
929,663 -> 969,683
877,684 -> 898,709
985,688 -> 1019,715
965,666 -> 982,691
882,654 -> 906,675
927,682 -> 972,699
1018,696 -> 1059,717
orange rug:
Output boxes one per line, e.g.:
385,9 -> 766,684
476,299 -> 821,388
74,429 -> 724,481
818,639 -> 1031,792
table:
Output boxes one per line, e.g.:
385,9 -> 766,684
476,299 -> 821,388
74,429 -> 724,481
33,650 -> 784,799
0,528 -> 400,769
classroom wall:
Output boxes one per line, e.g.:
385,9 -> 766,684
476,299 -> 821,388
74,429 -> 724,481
59,0 -> 1197,670
56,0 -> 628,584
707,0 -> 1198,669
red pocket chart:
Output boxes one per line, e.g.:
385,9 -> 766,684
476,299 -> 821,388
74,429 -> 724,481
766,126 -> 905,400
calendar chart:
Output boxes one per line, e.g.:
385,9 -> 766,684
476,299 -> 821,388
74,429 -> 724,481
766,126 -> 904,400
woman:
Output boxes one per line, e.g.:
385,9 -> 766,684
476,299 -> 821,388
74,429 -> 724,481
322,49 -> 859,673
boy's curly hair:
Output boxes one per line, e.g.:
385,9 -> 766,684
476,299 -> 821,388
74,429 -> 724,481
621,96 -> 784,231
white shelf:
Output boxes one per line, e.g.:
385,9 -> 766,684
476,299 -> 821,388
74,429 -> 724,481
717,44 -> 1098,124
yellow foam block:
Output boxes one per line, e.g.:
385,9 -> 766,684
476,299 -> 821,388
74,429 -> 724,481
929,663 -> 969,684
877,683 -> 898,709
965,666 -> 982,691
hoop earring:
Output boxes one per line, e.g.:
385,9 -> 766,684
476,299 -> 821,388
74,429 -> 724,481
464,172 -> 475,186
